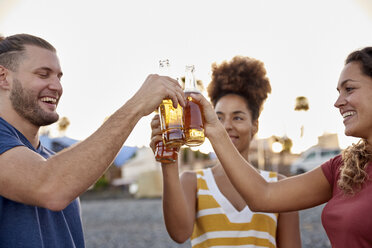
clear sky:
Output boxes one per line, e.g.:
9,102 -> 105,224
1,0 -> 372,153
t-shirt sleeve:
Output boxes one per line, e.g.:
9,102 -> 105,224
0,129 -> 24,155
321,154 -> 343,189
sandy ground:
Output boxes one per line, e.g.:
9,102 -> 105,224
81,195 -> 331,248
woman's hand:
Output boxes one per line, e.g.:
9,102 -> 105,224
190,93 -> 223,139
149,114 -> 163,154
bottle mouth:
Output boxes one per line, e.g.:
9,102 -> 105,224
185,65 -> 195,71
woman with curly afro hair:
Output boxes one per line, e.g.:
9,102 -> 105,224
150,56 -> 301,247
186,48 -> 372,248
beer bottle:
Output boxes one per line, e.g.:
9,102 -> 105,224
154,106 -> 179,163
154,59 -> 184,163
157,59 -> 185,147
183,65 -> 205,146
154,142 -> 179,163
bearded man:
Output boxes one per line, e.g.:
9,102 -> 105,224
0,33 -> 185,247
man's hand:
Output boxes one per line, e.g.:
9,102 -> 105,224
131,74 -> 186,117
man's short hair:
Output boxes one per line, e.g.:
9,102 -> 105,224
0,34 -> 56,71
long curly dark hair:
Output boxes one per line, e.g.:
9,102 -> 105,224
338,47 -> 372,194
207,56 -> 271,121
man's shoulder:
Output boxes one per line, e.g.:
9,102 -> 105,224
0,118 -> 25,155
0,117 -> 22,138
0,117 -> 16,134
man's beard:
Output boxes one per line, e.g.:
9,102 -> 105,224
9,78 -> 59,126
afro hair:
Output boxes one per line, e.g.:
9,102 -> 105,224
207,56 -> 271,121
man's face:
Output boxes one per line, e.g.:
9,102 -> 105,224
8,45 -> 63,126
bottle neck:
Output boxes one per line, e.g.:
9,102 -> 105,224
184,65 -> 199,93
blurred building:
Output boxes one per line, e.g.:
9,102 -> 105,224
41,131 -> 341,197
249,136 -> 299,176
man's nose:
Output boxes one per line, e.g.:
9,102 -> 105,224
49,77 -> 63,96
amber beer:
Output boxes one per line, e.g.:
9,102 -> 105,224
183,65 -> 205,146
158,99 -> 185,147
184,92 -> 205,146
154,106 -> 179,163
155,103 -> 182,162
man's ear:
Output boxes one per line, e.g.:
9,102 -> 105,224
0,66 -> 10,90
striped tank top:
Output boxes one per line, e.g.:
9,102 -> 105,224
190,168 -> 278,248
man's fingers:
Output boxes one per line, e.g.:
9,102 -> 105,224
167,89 -> 185,109
161,76 -> 185,108
169,95 -> 179,109
165,76 -> 183,89
175,90 -> 186,108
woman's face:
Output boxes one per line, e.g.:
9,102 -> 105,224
334,62 -> 372,142
215,94 -> 258,158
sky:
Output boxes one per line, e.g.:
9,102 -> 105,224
1,0 -> 372,154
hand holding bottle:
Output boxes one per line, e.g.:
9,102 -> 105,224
157,59 -> 185,148
130,74 -> 186,117
150,114 -> 179,163
185,93 -> 223,140
149,115 -> 162,151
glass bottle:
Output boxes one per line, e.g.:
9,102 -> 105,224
183,65 -> 205,146
154,142 -> 179,163
157,59 -> 185,147
154,107 -> 179,163
154,59 -> 184,163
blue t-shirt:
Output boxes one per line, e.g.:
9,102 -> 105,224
0,117 -> 85,248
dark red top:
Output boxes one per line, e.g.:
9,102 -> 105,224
321,155 -> 372,247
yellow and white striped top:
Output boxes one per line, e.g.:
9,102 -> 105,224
190,168 -> 278,248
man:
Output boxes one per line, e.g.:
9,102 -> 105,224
0,33 -> 185,247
